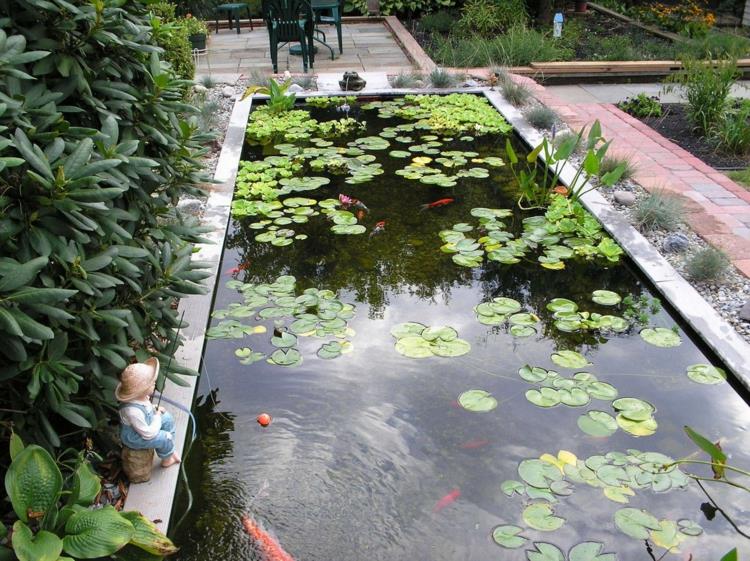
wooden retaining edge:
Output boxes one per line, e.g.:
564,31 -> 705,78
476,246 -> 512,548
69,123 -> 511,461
587,1 -> 687,43
383,16 -> 437,73
210,14 -> 383,31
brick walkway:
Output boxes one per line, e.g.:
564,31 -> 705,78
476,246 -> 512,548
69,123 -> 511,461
515,75 -> 750,278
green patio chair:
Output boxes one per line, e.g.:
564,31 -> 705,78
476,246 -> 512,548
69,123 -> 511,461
262,0 -> 315,73
312,0 -> 342,54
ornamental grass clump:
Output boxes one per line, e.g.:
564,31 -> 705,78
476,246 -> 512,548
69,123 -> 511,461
501,79 -> 531,107
633,191 -> 685,231
390,71 -> 423,88
685,247 -> 729,281
600,154 -> 638,181
428,68 -> 461,88
525,105 -> 559,130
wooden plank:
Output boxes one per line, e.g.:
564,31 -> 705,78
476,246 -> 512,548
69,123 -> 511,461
383,15 -> 436,73
587,2 -> 687,43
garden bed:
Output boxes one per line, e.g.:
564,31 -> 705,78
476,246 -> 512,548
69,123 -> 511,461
633,103 -> 750,170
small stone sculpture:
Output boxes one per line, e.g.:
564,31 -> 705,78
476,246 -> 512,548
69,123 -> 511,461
662,233 -> 690,253
116,358 -> 181,482
339,71 -> 366,91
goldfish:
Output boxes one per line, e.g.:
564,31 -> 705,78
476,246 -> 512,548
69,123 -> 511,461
241,515 -> 295,561
459,438 -> 490,450
356,209 -> 366,221
433,488 -> 461,513
225,260 -> 251,276
339,193 -> 369,211
419,198 -> 454,211
369,220 -> 386,238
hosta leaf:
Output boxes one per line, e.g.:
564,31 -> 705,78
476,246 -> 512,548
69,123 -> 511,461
63,506 -> 134,558
119,511 -> 178,556
11,522 -> 62,561
5,445 -> 62,522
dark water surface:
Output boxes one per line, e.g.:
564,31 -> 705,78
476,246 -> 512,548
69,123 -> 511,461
172,102 -> 750,561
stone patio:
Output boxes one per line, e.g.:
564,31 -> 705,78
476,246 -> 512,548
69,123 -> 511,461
196,21 -> 414,76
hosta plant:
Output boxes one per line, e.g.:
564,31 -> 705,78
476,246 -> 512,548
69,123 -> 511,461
1,435 -> 178,560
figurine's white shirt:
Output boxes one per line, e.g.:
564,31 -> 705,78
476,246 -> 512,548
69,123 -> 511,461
119,399 -> 161,440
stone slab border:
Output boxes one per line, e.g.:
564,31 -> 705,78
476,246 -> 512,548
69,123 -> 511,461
122,96 -> 253,531
124,85 -> 749,535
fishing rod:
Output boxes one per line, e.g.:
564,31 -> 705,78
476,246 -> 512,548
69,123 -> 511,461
155,310 -> 186,410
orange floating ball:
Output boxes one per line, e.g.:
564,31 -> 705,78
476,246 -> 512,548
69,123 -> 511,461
257,413 -> 271,427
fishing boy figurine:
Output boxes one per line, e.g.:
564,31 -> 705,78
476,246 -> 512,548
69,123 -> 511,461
116,358 -> 181,472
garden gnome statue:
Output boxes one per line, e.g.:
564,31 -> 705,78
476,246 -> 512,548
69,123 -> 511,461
116,358 -> 180,483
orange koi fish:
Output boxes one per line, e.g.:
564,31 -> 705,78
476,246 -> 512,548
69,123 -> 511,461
224,260 -> 251,276
420,198 -> 454,211
369,220 -> 386,238
241,515 -> 295,561
459,438 -> 490,450
433,488 -> 461,513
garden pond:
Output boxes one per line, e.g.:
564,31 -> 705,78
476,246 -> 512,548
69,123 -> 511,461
171,94 -> 750,561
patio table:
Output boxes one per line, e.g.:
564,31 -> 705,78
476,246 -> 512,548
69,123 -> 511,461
215,3 -> 254,34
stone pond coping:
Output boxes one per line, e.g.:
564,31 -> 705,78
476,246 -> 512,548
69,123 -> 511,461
124,85 -> 750,534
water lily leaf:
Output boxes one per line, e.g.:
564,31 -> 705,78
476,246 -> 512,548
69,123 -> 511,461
603,485 -> 634,504
592,290 -> 621,306
551,350 -> 591,369
289,318 -> 317,335
596,465 -> 629,487
234,347 -> 266,365
395,336 -> 434,358
614,508 -> 661,540
519,365 -> 551,383
523,503 -> 565,531
271,237 -> 293,246
458,389 -> 497,412
527,486 -> 557,502
559,388 -> 590,407
452,223 -> 473,232
549,480 -> 573,496
640,327 -> 681,348
491,297 -> 521,314
650,520 -> 684,552
317,341 -> 344,359
331,224 -> 367,235
501,480 -> 525,496
547,298 -> 578,313
452,254 -> 482,267
258,307 -> 289,319
430,338 -> 471,357
616,415 -> 657,437
509,313 -> 539,326
471,207 -> 512,219
586,382 -> 618,401
268,348 -> 302,367
568,541 -> 618,561
255,231 -> 276,243
422,326 -> 458,342
577,411 -> 617,437
677,519 -> 703,537
527,542 -> 565,561
518,459 -> 562,488
526,388 -> 561,408
271,331 -> 297,348
511,325 -> 536,337
389,150 -> 411,158
686,364 -> 726,385
390,322 -> 426,339
612,398 -> 655,422
282,197 -> 317,207
491,525 -> 527,549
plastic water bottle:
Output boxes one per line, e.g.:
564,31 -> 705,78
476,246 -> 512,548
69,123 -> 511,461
553,13 -> 563,38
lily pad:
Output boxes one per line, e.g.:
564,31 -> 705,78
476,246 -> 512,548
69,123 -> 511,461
640,327 -> 681,348
526,543 -> 564,561
501,480 -> 525,496
586,381 -> 619,401
616,414 -> 657,437
526,388 -> 561,408
510,325 -> 536,337
612,398 -> 655,422
509,313 -> 539,326
430,338 -> 471,357
577,411 -> 618,437
331,224 -> 367,235
568,542 -> 618,561
677,519 -> 703,537
271,331 -> 298,348
686,363 -> 726,385
389,150 -> 411,158
395,336 -> 434,358
390,322 -> 427,339
457,389 -> 498,412
592,290 -> 622,306
268,348 -> 303,367
614,508 -> 661,540
547,298 -> 578,313
519,365 -> 552,383
317,341 -> 346,359
650,520 -> 684,552
491,525 -> 527,549
523,503 -> 565,531
234,347 -> 266,365
518,458 -> 562,488
551,350 -> 591,369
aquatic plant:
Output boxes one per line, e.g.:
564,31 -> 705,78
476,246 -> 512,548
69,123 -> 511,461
306,95 -> 356,108
506,120 -> 626,208
390,322 -> 471,358
208,275 -> 356,367
246,106 -> 365,144
362,94 -> 513,136
640,326 -> 681,347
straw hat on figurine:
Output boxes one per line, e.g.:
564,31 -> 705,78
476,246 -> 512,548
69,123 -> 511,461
115,358 -> 160,402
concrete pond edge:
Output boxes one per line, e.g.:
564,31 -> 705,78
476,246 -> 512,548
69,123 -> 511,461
124,86 -> 750,535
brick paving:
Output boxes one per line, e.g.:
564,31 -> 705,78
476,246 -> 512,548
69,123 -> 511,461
514,75 -> 750,278
196,21 -> 414,76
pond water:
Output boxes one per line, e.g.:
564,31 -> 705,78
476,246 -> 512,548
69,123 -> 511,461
171,97 -> 750,561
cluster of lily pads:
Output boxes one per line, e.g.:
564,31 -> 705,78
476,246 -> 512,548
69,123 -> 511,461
546,292 -> 629,333
395,152 -> 499,188
306,95 -> 355,109
390,322 -> 471,358
362,94 -> 513,136
472,296 -> 540,337
440,200 -> 624,270
494,449 -> 698,555
246,106 -> 364,144
206,275 -> 355,366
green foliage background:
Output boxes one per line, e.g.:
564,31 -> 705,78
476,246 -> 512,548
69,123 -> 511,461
0,0 -> 212,450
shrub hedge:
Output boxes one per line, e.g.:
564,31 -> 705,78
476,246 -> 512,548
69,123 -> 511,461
0,0 -> 212,449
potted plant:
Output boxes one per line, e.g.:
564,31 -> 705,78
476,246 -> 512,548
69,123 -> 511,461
183,13 -> 209,50
574,1 -> 588,13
